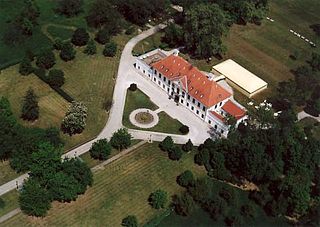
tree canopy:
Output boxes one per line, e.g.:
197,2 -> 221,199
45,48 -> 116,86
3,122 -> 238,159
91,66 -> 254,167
21,88 -> 39,121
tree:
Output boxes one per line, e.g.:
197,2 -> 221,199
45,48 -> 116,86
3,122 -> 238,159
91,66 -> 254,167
209,151 -> 230,181
61,158 -> 93,194
71,28 -> 89,46
47,172 -> 81,202
163,23 -> 184,47
21,88 -> 39,121
310,52 -> 320,71
19,178 -> 51,217
183,3 -> 229,58
61,101 -> 88,135
89,139 -> 112,160
182,139 -> 193,152
177,170 -> 195,187
95,28 -> 110,44
172,192 -> 195,216
84,39 -> 97,55
241,204 -> 256,218
60,42 -> 76,61
169,146 -> 183,161
86,0 -> 122,28
194,149 -> 210,166
159,136 -> 174,152
56,0 -> 83,17
110,128 -> 132,150
103,42 -> 117,57
47,69 -> 65,87
129,83 -> 137,91
149,189 -> 168,209
121,215 -> 138,227
36,49 -> 56,69
179,125 -> 189,134
19,57 -> 33,75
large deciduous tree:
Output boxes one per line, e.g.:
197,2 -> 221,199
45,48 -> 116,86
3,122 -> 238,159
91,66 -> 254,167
149,189 -> 168,209
36,49 -> 56,69
47,69 -> 65,87
110,128 -> 132,150
183,3 -> 229,58
56,0 -> 83,17
71,28 -> 89,46
89,139 -> 112,160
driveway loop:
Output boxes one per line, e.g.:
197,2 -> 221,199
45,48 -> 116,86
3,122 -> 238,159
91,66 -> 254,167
129,108 -> 159,128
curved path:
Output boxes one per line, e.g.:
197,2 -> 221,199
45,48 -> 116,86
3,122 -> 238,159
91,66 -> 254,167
0,24 -> 210,196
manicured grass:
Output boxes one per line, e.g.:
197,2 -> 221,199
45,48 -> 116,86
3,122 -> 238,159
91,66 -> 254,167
1,143 -> 205,226
298,117 -> 320,140
0,65 -> 69,130
46,25 -> 74,41
132,32 -> 166,55
0,161 -> 20,186
0,191 -> 19,217
122,89 -> 184,134
80,139 -> 142,168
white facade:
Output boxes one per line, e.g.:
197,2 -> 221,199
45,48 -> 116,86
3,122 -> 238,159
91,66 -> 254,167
134,50 -> 247,137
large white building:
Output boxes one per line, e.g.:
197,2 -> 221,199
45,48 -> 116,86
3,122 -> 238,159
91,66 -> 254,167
134,49 -> 247,137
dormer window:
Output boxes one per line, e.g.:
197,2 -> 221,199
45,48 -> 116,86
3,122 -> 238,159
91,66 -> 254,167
161,65 -> 164,69
195,90 -> 198,94
200,94 -> 203,98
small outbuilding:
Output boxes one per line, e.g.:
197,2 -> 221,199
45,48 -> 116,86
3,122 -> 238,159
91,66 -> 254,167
212,59 -> 268,98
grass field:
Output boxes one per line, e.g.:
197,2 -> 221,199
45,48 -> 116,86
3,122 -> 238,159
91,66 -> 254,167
122,89 -> 184,134
1,143 -> 205,226
132,32 -> 166,55
46,25 -> 74,41
0,191 -> 19,217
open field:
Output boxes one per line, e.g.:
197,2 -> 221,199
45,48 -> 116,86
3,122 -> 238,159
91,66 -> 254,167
123,89 -> 184,134
1,143 -> 205,226
0,191 -> 19,217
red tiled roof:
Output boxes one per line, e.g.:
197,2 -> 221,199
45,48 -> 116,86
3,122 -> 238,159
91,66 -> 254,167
151,55 -> 231,107
210,111 -> 224,122
222,100 -> 246,120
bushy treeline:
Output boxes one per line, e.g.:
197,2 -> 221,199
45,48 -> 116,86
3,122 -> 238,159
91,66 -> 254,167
193,107 -> 320,222
164,0 -> 269,58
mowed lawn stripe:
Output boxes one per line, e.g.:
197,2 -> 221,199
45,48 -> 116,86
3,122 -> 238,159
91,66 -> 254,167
1,143 -> 204,227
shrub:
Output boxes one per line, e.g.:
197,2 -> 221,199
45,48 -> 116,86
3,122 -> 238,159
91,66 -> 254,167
60,42 -> 76,61
0,198 -> 5,209
177,170 -> 195,187
89,139 -> 112,160
95,28 -> 110,44
179,125 -> 189,134
61,101 -> 88,135
56,0 -> 83,17
110,128 -> 132,150
169,146 -> 183,161
19,57 -> 33,76
71,28 -> 89,46
149,189 -> 168,209
121,215 -> 138,227
36,49 -> 56,69
53,38 -> 64,50
83,39 -> 97,55
47,69 -> 65,87
182,139 -> 193,152
33,67 -> 46,81
129,83 -> 137,91
172,192 -> 195,216
159,136 -> 174,152
103,100 -> 113,111
103,42 -> 117,57
125,26 -> 135,35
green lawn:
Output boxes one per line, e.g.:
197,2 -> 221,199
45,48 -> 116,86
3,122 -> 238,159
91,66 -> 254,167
46,25 -> 74,41
0,191 -> 19,217
123,89 -> 184,134
132,32 -> 167,55
298,117 -> 320,140
1,143 -> 205,226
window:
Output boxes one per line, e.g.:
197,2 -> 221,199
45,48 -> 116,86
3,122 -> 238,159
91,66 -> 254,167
187,103 -> 189,107
138,66 -> 140,69
180,99 -> 184,104
155,70 -> 157,75
215,104 -> 217,109
158,81 -> 161,85
177,88 -> 180,94
208,120 -> 211,124
192,98 -> 195,104
182,92 -> 185,98
167,88 -> 170,92
196,110 -> 199,114
197,102 -> 200,108
148,74 -> 151,77
219,102 -> 222,106
154,78 -> 156,82
191,106 -> 194,110
168,80 -> 171,85
201,114 -> 204,118
163,84 -> 165,89
143,70 -> 145,74
159,74 -> 162,79
214,125 -> 217,129
187,95 -> 190,100
164,77 -> 166,82
202,106 -> 205,111
221,129 -> 224,134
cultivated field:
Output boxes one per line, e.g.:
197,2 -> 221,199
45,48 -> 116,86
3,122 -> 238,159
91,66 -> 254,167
1,143 -> 205,226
